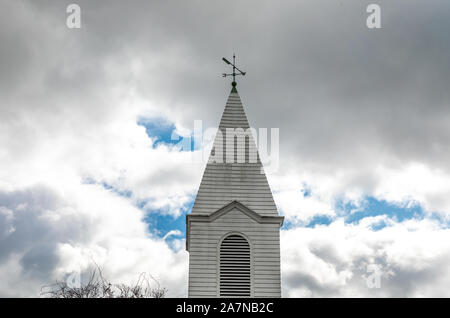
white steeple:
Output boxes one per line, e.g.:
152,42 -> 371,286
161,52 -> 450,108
186,69 -> 283,298
191,87 -> 279,217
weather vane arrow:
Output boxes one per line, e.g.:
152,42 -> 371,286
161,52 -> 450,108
222,54 -> 246,87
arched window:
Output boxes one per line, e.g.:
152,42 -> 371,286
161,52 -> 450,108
219,234 -> 251,297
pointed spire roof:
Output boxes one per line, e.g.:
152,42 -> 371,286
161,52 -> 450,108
191,86 -> 279,217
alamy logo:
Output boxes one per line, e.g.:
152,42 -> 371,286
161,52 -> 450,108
66,270 -> 81,288
66,4 -> 81,29
172,120 -> 280,174
365,264 -> 381,289
366,4 -> 381,29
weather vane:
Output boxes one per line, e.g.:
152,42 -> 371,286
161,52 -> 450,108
222,54 -> 246,87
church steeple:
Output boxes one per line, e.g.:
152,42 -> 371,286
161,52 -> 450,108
191,86 -> 279,217
186,60 -> 283,298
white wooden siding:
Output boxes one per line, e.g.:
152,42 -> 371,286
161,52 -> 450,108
188,87 -> 282,298
191,91 -> 278,217
188,208 -> 281,298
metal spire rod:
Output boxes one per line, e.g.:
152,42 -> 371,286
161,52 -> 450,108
222,54 -> 246,87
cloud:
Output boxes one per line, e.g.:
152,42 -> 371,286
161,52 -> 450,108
0,1 -> 203,296
1,0 -> 450,297
281,218 -> 450,297
0,184 -> 189,297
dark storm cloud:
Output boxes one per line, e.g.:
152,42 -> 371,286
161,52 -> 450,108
0,186 -> 88,279
5,0 -> 446,176
0,0 -> 449,221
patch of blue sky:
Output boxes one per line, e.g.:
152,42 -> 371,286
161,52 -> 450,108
281,214 -> 333,231
281,185 -> 440,231
138,211 -> 187,252
338,196 -> 424,226
280,185 -> 331,230
87,176 -> 449,243
83,177 -> 195,247
82,177 -> 132,198
428,212 -> 450,228
339,196 -> 450,230
144,212 -> 186,238
137,116 -> 200,151
301,182 -> 312,198
100,182 -> 132,198
142,198 -> 195,248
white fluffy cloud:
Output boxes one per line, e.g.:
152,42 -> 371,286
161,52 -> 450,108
270,158 -> 450,226
0,183 -> 189,297
0,1 -> 202,294
374,163 -> 450,217
281,218 -> 450,297
0,56 -> 203,295
272,159 -> 450,297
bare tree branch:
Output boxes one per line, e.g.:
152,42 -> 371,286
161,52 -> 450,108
41,264 -> 167,298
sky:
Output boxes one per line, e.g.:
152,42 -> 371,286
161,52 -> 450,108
1,0 -> 450,297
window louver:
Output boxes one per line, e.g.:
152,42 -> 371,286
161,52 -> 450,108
219,234 -> 251,297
